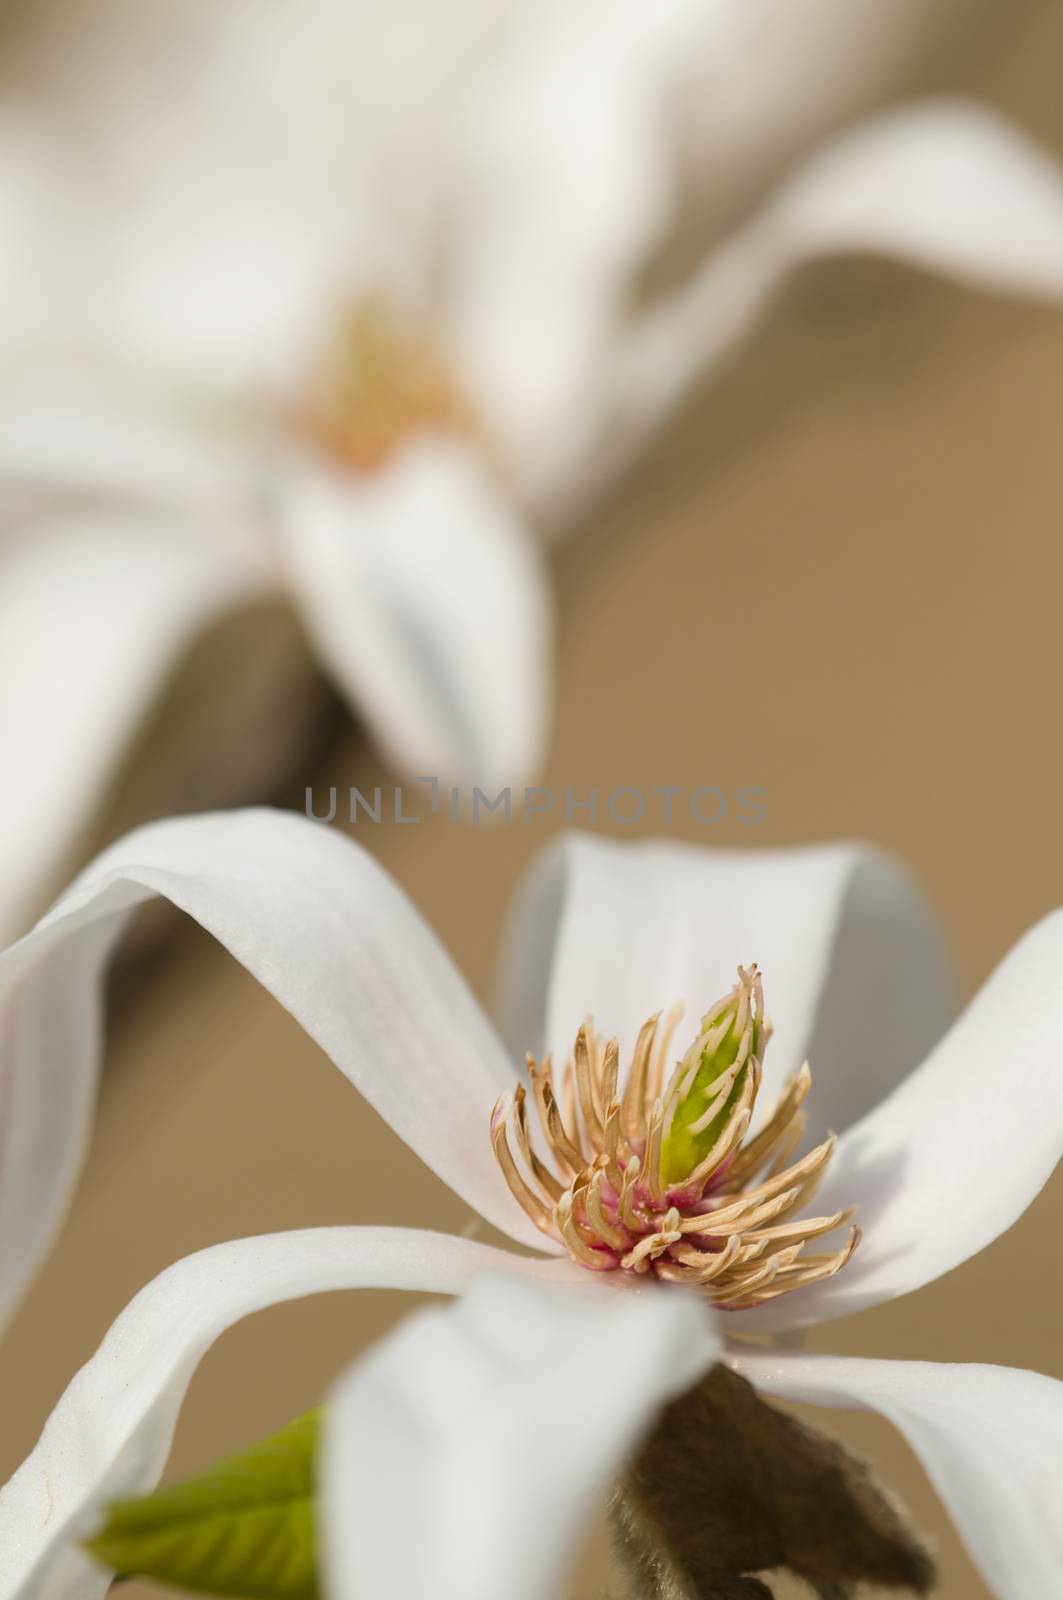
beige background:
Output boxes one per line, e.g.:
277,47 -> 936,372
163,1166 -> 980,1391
4,8 -> 1063,1597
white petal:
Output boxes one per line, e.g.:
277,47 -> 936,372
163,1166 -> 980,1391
275,439 -> 551,787
0,809 -> 549,1333
0,364 -> 260,512
323,1270 -> 718,1600
0,525 -> 269,946
733,1347 -> 1063,1600
624,1 -> 983,237
451,0 -> 704,499
500,833 -> 951,1132
768,101 -> 1063,301
761,910 -> 1063,1328
0,1 -> 386,386
568,101 -> 1063,520
0,0 -> 526,387
0,1228 -> 575,1600
453,0 -> 965,510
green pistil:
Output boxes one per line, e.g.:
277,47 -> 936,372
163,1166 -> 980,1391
660,1010 -> 747,1186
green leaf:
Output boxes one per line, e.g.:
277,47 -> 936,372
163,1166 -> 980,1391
84,1411 -> 323,1600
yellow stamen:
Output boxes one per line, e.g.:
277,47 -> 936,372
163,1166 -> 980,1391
491,967 -> 860,1309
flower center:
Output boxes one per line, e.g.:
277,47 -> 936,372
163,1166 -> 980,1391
292,299 -> 478,474
491,965 -> 859,1310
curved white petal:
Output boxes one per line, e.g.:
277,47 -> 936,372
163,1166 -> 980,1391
500,833 -> 951,1134
453,0 -> 988,513
323,1270 -> 718,1600
275,439 -> 551,787
733,1347 -> 1063,1600
757,910 -> 1063,1328
0,809 -> 549,1332
0,526 -> 269,946
768,101 -> 1063,301
0,1228 -> 575,1600
630,1 -> 993,234
562,100 -> 1063,521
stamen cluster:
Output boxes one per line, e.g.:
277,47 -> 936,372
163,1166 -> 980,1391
491,966 -> 858,1310
295,299 -> 477,473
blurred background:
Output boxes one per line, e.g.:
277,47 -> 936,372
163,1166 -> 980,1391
3,4 -> 1063,1597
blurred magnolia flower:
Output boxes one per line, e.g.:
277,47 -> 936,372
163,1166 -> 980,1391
3,1 -> 1063,942
1,812 -> 1062,1597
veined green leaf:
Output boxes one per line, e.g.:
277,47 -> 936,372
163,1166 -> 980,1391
84,1410 -> 322,1600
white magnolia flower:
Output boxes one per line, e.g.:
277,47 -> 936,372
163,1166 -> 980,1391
4,0 -> 1063,943
0,810 -> 1062,1598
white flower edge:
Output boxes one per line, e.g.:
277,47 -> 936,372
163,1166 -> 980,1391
6,1227 -> 1063,1600
0,809 -> 553,1339
326,1295 -> 1063,1600
780,910 -> 1063,1326
734,1346 -> 1063,1600
0,1230 -> 584,1600
551,99 -> 1063,520
498,830 -> 953,1131
768,99 -> 1063,301
0,526 -> 272,946
322,1270 -> 717,1600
